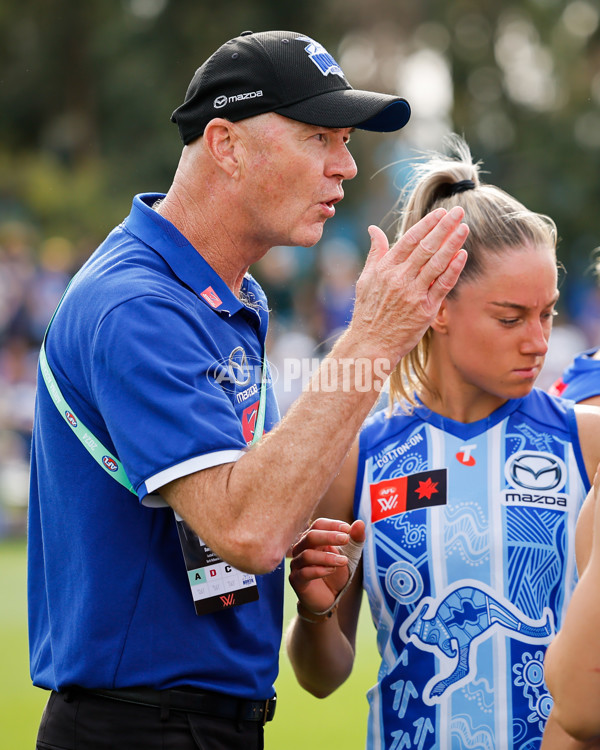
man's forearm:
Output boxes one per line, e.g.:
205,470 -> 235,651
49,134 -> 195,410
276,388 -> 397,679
162,209 -> 469,572
204,333 -> 389,571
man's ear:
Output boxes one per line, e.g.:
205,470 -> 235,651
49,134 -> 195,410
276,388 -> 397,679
203,118 -> 241,178
430,299 -> 450,334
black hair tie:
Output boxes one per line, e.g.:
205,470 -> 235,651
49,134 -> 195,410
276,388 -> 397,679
439,179 -> 476,197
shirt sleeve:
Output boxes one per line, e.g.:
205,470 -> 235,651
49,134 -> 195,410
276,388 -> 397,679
90,294 -> 249,500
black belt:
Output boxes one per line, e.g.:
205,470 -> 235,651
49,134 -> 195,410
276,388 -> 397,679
71,686 -> 276,724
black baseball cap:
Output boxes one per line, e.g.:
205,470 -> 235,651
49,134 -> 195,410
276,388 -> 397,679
171,30 -> 411,144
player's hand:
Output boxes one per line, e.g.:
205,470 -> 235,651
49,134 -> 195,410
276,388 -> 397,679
289,518 -> 365,614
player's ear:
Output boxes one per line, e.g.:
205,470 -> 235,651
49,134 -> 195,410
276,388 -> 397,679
430,299 -> 450,334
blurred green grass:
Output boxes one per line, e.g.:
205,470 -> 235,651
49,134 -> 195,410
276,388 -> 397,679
0,539 -> 47,747
0,539 -> 378,748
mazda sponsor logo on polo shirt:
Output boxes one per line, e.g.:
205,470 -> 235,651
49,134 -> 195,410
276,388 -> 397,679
228,347 -> 251,386
502,451 -> 568,509
206,350 -> 277,395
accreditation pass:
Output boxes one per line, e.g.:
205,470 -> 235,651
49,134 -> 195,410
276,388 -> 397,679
175,514 -> 259,615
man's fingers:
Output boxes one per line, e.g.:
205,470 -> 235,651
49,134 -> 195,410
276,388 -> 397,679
389,206 -> 467,273
426,248 -> 468,302
388,207 -> 450,261
414,222 -> 469,292
415,205 -> 466,257
361,225 -> 390,274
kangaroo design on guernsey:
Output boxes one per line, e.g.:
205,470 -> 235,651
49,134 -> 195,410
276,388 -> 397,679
402,583 -> 553,700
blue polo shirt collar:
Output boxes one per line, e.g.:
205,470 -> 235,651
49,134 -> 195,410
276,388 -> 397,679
124,193 -> 246,317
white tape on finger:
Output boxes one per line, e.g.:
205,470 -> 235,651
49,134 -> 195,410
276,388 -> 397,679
341,536 -> 364,577
309,537 -> 365,617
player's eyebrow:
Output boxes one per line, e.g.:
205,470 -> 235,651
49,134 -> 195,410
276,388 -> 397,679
488,292 -> 560,312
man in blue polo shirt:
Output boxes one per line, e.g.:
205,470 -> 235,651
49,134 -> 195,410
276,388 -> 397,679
28,30 -> 469,750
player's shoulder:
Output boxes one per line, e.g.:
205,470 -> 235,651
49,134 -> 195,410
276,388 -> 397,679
523,387 -> 575,416
360,399 -> 422,447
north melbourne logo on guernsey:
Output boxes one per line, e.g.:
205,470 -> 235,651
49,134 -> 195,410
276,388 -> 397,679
370,469 -> 447,523
296,36 -> 344,78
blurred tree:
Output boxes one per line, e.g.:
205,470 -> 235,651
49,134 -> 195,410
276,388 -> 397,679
0,0 -> 599,318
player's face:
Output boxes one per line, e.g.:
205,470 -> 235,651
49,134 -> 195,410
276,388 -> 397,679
433,243 -> 558,406
239,114 -> 357,249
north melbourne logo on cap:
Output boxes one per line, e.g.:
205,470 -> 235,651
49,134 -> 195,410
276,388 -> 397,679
296,36 -> 344,78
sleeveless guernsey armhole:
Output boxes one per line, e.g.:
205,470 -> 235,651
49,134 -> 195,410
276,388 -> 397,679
567,404 -> 591,492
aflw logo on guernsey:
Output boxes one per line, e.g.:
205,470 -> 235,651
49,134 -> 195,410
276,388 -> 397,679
370,469 -> 447,523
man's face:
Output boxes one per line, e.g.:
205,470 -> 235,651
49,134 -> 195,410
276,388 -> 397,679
237,113 -> 358,249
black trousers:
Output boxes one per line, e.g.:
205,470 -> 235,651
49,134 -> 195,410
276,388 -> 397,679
36,690 -> 265,750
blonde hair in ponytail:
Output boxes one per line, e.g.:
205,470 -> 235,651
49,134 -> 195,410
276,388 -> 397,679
388,135 -> 557,412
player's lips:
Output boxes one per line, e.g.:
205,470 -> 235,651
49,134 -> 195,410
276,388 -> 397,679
513,363 -> 541,378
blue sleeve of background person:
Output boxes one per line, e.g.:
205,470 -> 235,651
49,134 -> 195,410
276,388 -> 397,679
561,350 -> 600,403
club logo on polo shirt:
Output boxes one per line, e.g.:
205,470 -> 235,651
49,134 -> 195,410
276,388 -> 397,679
241,400 -> 259,444
370,469 -> 448,523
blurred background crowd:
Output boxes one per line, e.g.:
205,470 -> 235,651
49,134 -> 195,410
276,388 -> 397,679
2,0 -> 600,537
